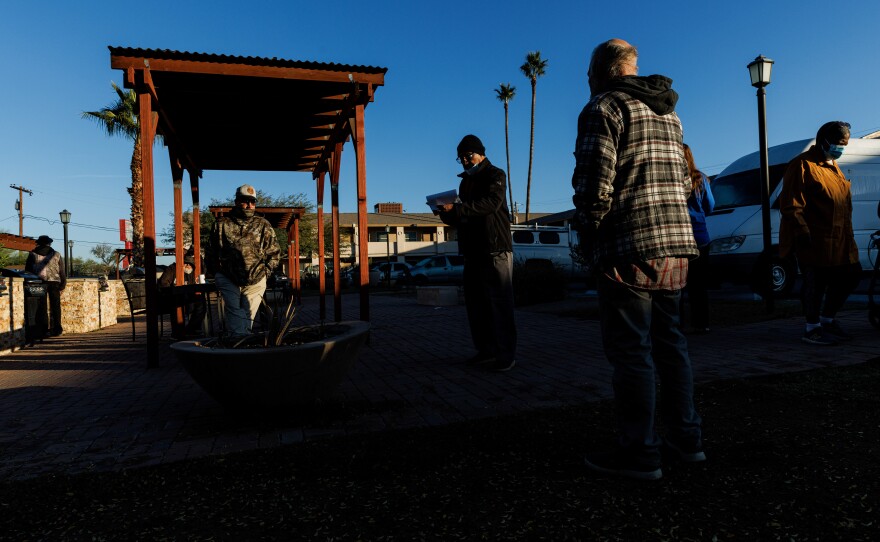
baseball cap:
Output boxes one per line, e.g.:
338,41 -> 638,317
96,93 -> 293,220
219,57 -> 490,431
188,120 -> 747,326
235,184 -> 257,201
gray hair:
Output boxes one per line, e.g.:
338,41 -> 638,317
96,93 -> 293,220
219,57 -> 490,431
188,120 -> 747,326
817,121 -> 851,143
590,39 -> 638,79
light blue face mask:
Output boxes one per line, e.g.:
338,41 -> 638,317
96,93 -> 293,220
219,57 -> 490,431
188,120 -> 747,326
825,140 -> 846,160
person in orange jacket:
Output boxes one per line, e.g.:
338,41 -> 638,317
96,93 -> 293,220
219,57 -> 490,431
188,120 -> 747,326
779,121 -> 861,345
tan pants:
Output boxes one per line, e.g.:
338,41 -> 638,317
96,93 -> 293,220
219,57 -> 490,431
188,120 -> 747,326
215,272 -> 266,336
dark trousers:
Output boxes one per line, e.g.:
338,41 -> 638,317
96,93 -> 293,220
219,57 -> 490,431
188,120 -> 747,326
800,262 -> 861,323
46,282 -> 63,335
463,251 -> 517,363
597,274 -> 702,464
683,246 -> 711,329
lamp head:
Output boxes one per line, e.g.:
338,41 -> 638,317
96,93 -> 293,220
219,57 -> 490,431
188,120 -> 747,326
748,55 -> 774,88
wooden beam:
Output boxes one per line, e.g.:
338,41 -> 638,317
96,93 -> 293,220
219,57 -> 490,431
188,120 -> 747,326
111,54 -> 386,86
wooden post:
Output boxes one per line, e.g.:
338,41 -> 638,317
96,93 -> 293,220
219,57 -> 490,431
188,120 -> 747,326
169,153 -> 185,337
189,170 -> 202,277
352,104 -> 369,322
138,81 -> 159,367
330,143 -> 343,322
316,172 -> 326,321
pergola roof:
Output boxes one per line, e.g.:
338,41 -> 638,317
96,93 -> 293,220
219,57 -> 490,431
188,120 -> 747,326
109,47 -> 386,174
0,233 -> 38,252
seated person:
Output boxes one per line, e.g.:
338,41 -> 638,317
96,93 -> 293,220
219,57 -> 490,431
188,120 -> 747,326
158,255 -> 207,336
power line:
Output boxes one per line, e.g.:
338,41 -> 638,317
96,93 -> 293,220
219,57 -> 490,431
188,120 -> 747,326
22,214 -> 118,232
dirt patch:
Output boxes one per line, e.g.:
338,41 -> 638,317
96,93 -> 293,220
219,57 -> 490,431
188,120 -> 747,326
2,359 -> 878,540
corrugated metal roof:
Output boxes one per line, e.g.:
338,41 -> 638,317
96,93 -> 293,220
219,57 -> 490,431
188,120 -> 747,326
108,47 -> 387,74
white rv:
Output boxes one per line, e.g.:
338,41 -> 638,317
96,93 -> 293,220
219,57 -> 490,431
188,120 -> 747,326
706,137 -> 880,294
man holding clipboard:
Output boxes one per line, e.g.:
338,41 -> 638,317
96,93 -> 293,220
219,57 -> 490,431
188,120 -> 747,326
435,134 -> 517,372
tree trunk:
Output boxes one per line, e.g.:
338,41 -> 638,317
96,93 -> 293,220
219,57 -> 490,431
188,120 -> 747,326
128,135 -> 145,268
504,101 -> 514,224
525,79 -> 537,222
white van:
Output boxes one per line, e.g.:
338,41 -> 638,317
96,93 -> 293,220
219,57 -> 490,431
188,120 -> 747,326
706,137 -> 880,294
511,224 -> 586,279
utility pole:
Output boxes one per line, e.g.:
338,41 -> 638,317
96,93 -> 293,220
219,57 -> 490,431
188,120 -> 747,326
9,184 -> 33,237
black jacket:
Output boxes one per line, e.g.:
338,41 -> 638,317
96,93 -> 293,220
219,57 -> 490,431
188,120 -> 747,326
439,159 -> 512,256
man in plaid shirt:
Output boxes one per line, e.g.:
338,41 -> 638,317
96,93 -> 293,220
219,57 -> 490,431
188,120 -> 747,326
572,39 -> 704,481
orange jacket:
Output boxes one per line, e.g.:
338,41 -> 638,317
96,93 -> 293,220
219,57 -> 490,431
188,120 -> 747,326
779,146 -> 858,267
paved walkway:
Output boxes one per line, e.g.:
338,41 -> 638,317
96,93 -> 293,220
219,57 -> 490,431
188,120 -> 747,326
1,291 -> 877,480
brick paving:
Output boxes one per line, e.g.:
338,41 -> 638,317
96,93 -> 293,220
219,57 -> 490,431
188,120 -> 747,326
0,291 -> 877,481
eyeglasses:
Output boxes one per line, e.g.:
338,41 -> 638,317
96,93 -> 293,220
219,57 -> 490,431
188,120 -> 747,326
456,152 -> 475,164
238,200 -> 256,207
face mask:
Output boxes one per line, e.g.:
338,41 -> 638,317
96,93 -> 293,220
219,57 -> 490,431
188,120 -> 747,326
184,266 -> 193,275
825,140 -> 845,160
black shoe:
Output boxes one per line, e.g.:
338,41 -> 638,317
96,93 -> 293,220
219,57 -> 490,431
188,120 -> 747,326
821,320 -> 851,341
663,439 -> 707,463
485,358 -> 515,372
584,451 -> 662,481
465,353 -> 494,366
802,328 -> 837,346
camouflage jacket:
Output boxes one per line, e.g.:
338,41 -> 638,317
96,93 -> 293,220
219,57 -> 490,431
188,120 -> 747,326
207,209 -> 281,287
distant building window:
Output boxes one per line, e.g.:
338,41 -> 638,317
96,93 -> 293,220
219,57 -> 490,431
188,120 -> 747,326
404,230 -> 419,242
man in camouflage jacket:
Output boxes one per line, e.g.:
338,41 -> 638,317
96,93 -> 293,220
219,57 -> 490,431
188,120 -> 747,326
207,184 -> 281,337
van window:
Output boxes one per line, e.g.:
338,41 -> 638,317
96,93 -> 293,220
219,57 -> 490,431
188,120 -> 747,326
512,231 -> 534,244
537,231 -> 561,244
449,256 -> 465,265
711,163 -> 788,210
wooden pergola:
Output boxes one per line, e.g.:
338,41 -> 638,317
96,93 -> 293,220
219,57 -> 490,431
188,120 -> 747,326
109,47 -> 386,367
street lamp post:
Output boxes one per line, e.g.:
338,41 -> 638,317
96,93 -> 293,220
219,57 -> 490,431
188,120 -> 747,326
385,225 -> 391,287
68,240 -> 74,277
59,209 -> 71,277
748,55 -> 775,312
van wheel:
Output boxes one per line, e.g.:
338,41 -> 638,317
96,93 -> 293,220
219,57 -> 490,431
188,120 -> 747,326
751,256 -> 796,297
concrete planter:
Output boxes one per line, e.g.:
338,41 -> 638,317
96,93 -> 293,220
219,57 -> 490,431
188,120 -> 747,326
170,321 -> 370,410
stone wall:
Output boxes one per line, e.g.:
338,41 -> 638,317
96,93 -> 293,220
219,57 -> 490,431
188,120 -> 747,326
0,280 -> 27,351
0,278 -> 119,356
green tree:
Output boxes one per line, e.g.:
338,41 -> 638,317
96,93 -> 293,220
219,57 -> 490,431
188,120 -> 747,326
520,51 -> 548,223
82,82 -> 161,268
494,83 -> 517,223
91,243 -> 120,276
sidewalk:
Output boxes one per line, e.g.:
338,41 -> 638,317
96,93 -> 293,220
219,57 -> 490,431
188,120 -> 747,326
1,292 -> 877,481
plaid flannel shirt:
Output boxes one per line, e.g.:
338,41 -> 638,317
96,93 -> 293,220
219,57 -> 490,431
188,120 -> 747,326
571,88 -> 697,290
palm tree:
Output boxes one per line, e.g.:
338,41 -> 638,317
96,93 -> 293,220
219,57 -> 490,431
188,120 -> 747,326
520,51 -> 548,223
494,83 -> 516,223
82,82 -> 158,268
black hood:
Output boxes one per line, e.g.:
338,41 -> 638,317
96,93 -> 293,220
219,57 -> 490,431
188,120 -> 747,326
33,245 -> 54,256
608,75 -> 678,115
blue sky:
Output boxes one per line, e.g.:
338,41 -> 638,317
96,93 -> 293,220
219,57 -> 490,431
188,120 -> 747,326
1,0 -> 879,255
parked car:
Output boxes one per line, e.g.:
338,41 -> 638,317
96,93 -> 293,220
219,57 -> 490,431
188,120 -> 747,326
408,255 -> 465,285
370,262 -> 412,285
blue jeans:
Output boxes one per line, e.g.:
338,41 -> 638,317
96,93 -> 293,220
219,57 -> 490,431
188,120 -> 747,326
597,275 -> 702,463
